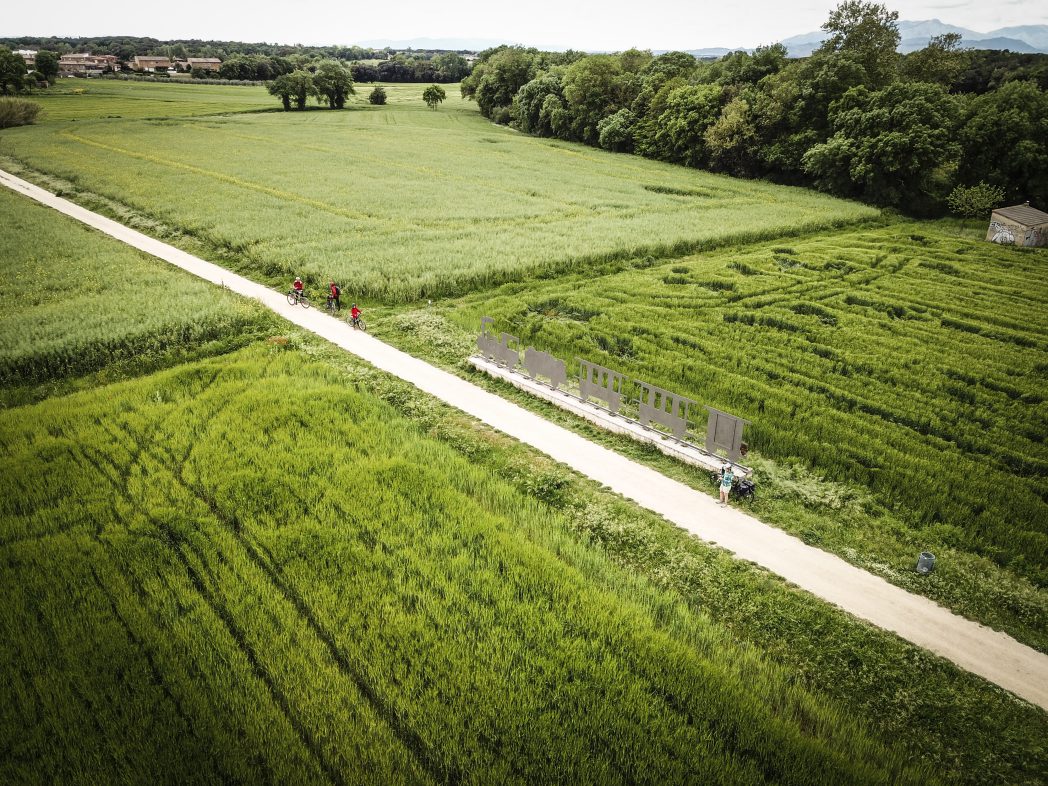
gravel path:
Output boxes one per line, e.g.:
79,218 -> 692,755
4,168 -> 1046,711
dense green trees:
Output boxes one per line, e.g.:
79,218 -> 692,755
0,48 -> 28,95
313,60 -> 354,109
33,51 -> 59,84
459,1 -> 1048,214
268,71 -> 316,111
804,82 -> 960,211
956,80 -> 1048,206
219,54 -> 294,81
265,60 -> 354,111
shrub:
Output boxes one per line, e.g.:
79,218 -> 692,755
0,97 -> 41,128
369,86 -> 387,105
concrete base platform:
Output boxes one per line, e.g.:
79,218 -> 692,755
469,355 -> 750,477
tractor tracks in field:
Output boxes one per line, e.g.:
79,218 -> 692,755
116,405 -> 458,786
4,167 -> 1048,714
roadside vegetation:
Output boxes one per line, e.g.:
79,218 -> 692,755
2,189 -> 1047,785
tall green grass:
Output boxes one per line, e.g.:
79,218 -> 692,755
442,221 -> 1048,594
0,344 -> 934,785
0,83 -> 875,302
0,188 -> 268,388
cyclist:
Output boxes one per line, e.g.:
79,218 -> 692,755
350,303 -> 363,328
292,277 -> 304,300
327,281 -> 341,311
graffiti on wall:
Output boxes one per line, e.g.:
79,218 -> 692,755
989,221 -> 1016,245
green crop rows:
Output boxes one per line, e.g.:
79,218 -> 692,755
0,187 -> 268,393
3,81 -> 1048,783
3,173 -> 1047,784
0,83 -> 874,303
2,342 -> 944,785
440,223 -> 1048,587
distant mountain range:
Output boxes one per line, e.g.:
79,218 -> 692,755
776,20 -> 1048,57
358,22 -> 1048,57
355,37 -> 513,51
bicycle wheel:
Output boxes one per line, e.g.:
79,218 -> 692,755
355,319 -> 366,331
287,292 -> 298,306
300,297 -> 311,310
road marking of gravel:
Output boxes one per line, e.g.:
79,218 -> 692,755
4,168 -> 1046,711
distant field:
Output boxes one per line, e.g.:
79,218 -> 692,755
439,222 -> 1048,590
24,78 -> 273,121
0,82 -> 875,302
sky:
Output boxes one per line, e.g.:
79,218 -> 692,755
6,0 -> 1047,51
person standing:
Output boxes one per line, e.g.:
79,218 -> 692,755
719,463 -> 734,505
328,281 -> 341,311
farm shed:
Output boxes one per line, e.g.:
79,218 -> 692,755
986,202 -> 1048,247
132,56 -> 172,73
186,57 -> 222,72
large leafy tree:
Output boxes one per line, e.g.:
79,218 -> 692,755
513,70 -> 565,136
313,60 -> 354,109
422,83 -> 446,109
803,81 -> 960,211
817,1 -> 900,88
957,80 -> 1048,207
900,33 -> 967,86
705,95 -> 761,176
0,47 -> 28,95
268,70 -> 316,111
635,83 -> 723,167
33,50 -> 59,83
461,47 -> 541,118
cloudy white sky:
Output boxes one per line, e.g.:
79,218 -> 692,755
7,0 -> 1046,50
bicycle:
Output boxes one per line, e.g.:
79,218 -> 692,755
324,297 -> 340,314
287,290 -> 311,308
350,315 -> 366,331
709,468 -> 756,502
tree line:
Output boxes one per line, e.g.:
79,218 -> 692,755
0,37 -> 474,84
461,1 -> 1048,214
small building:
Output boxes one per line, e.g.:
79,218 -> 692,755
58,53 -> 117,76
186,57 -> 222,72
132,55 -> 172,73
987,202 -> 1048,248
15,49 -> 36,69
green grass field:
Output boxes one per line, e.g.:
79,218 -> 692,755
0,187 -> 266,392
4,80 -> 1045,642
0,82 -> 874,302
3,188 -> 1047,785
26,78 -> 274,121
